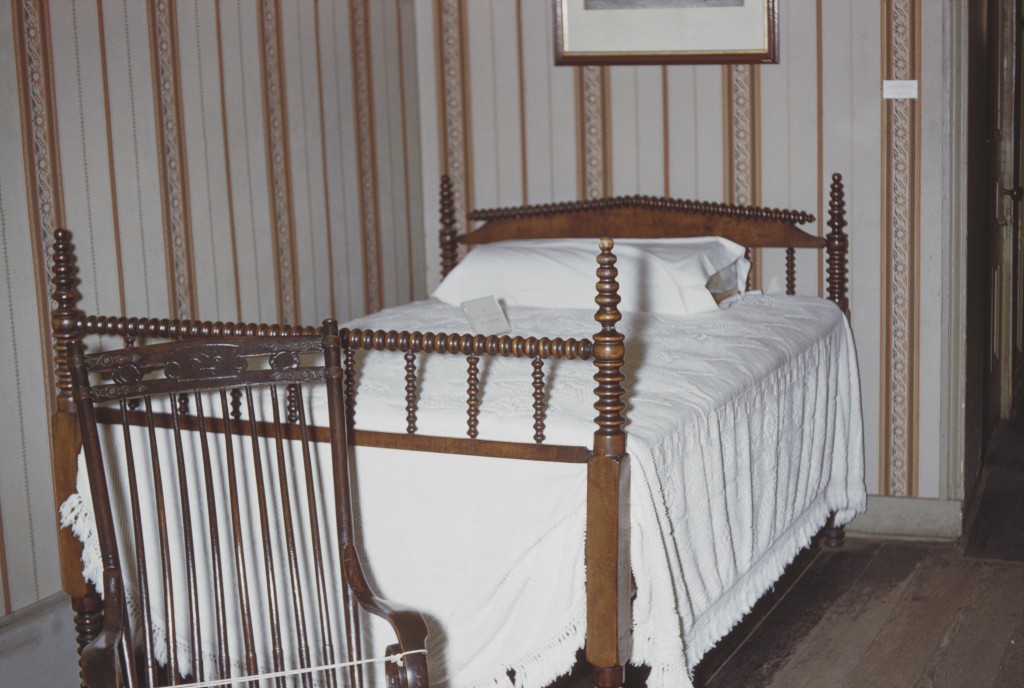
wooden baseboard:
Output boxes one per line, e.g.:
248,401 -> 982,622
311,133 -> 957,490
846,495 -> 962,541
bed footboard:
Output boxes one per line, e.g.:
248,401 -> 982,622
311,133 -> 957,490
49,227 -> 638,688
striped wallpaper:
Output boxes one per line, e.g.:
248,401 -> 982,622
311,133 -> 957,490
0,0 -> 951,617
0,0 -> 424,616
413,0 -> 945,503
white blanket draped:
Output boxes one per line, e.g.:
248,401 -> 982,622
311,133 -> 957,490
63,293 -> 866,688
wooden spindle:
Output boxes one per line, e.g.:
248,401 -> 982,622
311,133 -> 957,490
466,355 -> 480,439
294,372 -> 339,688
117,400 -> 158,686
786,247 -> 796,295
192,392 -> 230,679
169,398 -> 203,681
50,228 -> 84,407
324,321 -> 363,685
344,345 -> 357,430
592,240 -> 627,451
123,336 -> 140,411
70,593 -> 103,676
405,350 -> 418,434
243,386 -> 285,675
143,396 -> 179,684
824,173 -> 849,549
268,385 -> 313,684
230,388 -> 242,421
340,583 -> 359,687
826,172 -> 849,316
439,174 -> 459,276
218,389 -> 258,676
286,383 -> 300,424
532,357 -> 546,444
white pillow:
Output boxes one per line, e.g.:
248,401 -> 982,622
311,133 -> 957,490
432,237 -> 748,317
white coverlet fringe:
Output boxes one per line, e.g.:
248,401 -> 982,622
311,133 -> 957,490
62,293 -> 866,688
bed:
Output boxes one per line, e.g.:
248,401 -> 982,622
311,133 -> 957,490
48,173 -> 865,688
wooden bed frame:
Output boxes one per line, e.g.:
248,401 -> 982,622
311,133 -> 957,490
48,173 -> 850,688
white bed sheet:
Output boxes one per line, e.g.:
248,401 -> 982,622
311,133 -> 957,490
63,293 -> 866,688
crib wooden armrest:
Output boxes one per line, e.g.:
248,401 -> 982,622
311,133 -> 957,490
80,571 -> 131,688
341,544 -> 429,688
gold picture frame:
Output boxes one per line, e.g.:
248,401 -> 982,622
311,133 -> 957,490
554,0 -> 779,65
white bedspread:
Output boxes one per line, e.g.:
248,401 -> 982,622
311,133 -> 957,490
63,293 -> 865,688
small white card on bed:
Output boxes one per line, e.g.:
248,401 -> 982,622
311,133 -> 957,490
461,295 -> 510,335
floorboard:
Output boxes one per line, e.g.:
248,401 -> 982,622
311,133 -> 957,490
690,542 -> 824,686
913,562 -> 1024,687
553,540 -> 1024,688
965,421 -> 1024,562
702,540 -> 879,688
762,541 -> 932,688
992,611 -> 1024,687
844,547 -> 978,687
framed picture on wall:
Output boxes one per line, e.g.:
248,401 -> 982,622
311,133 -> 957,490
554,0 -> 779,65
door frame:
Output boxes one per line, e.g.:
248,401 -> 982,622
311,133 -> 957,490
955,0 -> 1024,523
942,0 -> 967,504
994,0 -> 1023,419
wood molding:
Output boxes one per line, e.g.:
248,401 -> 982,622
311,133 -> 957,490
845,495 -> 962,540
941,0 -> 968,502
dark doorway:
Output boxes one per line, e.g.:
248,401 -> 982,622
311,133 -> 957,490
964,0 -> 1024,534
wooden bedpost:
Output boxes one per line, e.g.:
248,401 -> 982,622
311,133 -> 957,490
825,173 -> 849,317
439,174 -> 459,277
587,238 -> 630,688
824,173 -> 849,548
49,228 -> 104,677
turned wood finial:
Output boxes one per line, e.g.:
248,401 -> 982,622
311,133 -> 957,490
592,238 -> 626,458
50,228 -> 84,406
826,173 -> 849,316
439,174 -> 459,277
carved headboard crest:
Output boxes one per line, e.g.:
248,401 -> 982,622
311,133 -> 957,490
467,195 -> 815,227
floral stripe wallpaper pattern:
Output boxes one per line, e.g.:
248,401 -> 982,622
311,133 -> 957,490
0,0 -> 946,615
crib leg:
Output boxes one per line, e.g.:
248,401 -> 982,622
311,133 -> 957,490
822,511 -> 846,548
592,665 -> 625,688
72,589 -> 103,684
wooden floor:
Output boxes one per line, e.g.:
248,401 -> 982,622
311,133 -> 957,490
964,421 -> 1024,562
555,538 -> 1024,688
696,539 -> 1024,688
